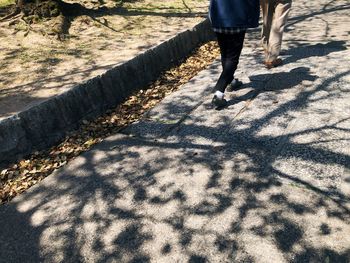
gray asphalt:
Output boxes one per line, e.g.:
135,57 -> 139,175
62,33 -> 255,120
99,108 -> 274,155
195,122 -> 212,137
1,0 -> 350,262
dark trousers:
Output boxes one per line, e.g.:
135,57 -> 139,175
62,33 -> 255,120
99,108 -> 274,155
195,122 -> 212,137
214,31 -> 246,93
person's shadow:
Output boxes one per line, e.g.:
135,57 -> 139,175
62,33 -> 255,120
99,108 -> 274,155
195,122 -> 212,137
227,67 -> 317,106
283,40 -> 347,65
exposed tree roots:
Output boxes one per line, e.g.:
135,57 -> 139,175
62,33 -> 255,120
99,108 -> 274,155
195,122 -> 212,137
0,7 -> 21,21
1,0 -> 91,39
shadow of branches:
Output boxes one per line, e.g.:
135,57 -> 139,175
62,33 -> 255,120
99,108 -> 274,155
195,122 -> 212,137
0,55 -> 349,262
0,0 -> 349,261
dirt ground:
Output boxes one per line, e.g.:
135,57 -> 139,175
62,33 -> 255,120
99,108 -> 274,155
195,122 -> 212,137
0,0 -> 208,120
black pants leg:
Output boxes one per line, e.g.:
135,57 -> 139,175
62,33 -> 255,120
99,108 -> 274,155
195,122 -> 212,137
214,31 -> 246,93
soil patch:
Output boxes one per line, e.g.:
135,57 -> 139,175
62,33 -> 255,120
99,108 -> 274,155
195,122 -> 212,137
0,0 -> 208,119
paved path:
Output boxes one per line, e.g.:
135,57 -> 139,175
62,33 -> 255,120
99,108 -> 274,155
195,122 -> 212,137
1,0 -> 350,262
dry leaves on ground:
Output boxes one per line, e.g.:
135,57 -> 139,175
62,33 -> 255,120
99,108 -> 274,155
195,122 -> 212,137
0,41 -> 220,204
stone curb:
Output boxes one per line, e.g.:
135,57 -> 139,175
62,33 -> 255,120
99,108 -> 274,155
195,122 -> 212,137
0,19 -> 215,166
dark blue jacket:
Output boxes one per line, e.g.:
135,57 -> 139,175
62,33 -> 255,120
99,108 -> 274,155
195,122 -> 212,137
209,0 -> 260,28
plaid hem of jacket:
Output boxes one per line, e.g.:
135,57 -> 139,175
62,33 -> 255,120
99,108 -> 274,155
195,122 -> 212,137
212,27 -> 247,34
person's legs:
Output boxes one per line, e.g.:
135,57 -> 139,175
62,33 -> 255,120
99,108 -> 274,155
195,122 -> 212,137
212,31 -> 246,108
266,0 -> 292,62
261,0 -> 274,55
214,31 -> 246,93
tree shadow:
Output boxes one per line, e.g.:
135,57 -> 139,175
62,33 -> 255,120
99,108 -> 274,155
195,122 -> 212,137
0,0 -> 350,261
283,41 -> 347,65
0,204 -> 43,262
1,62 -> 349,262
227,67 -> 317,107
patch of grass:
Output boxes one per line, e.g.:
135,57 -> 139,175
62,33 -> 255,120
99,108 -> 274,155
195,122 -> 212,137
18,48 -> 60,63
19,51 -> 43,63
20,48 -> 86,64
14,21 -> 28,31
0,0 -> 14,8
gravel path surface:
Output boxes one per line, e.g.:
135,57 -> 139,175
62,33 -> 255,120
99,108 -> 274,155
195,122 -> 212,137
0,0 -> 349,262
